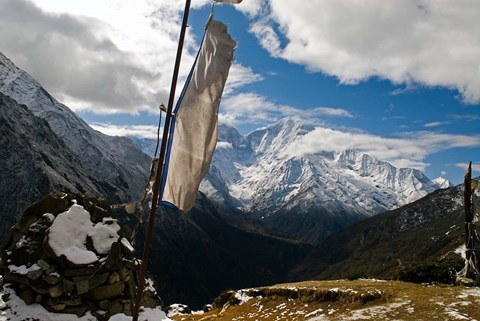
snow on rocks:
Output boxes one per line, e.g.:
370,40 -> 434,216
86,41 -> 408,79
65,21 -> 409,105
89,218 -> 121,256
0,284 -> 170,321
48,204 -> 99,265
0,193 -> 162,320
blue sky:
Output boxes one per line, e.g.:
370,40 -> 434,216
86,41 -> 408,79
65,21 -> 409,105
1,0 -> 479,184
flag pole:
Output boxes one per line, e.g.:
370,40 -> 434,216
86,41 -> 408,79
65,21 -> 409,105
132,0 -> 191,320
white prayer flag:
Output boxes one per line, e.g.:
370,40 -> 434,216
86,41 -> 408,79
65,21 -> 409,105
159,19 -> 236,212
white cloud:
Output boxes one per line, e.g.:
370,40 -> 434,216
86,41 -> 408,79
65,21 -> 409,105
246,0 -> 480,104
455,162 -> 480,174
216,141 -> 233,149
90,123 -> 160,139
449,114 -> 480,122
233,0 -> 263,17
249,19 -> 282,57
0,0 -> 260,114
315,107 -> 353,118
423,121 -> 449,128
284,127 -> 480,171
224,63 -> 264,95
219,92 -> 353,127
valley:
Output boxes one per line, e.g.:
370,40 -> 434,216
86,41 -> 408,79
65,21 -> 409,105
0,49 -> 477,317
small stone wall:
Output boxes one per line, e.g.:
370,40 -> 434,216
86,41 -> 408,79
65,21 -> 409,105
0,193 -> 161,320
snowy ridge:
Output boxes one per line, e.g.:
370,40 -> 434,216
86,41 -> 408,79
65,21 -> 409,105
202,117 -> 440,217
0,52 -> 151,202
432,176 -> 454,189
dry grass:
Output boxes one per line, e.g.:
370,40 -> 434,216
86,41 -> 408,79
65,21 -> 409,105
171,279 -> 480,321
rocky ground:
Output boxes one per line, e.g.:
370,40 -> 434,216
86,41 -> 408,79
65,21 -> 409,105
170,279 -> 480,321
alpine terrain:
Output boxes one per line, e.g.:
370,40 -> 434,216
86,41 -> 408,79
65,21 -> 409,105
0,51 -> 464,313
289,181 -> 468,281
197,119 -> 446,244
0,52 -> 152,204
0,52 -> 311,310
0,93 -> 117,236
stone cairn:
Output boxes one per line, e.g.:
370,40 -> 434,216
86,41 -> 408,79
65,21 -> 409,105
0,193 -> 162,320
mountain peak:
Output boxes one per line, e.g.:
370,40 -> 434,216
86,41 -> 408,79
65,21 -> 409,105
205,118 -> 440,222
432,176 -> 454,189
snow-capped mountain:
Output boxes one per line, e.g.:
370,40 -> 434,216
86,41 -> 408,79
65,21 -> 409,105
432,176 -> 454,189
202,117 -> 439,219
0,52 -> 151,202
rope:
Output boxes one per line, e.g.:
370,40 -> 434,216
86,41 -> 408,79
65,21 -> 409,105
129,104 -> 166,245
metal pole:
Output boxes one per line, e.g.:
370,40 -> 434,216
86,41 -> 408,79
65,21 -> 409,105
132,1 -> 191,320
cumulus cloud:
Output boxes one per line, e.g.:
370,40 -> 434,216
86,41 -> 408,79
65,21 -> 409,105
0,0 -> 170,113
219,92 -> 353,126
0,0 -> 260,114
243,0 -> 480,104
284,127 -> 480,171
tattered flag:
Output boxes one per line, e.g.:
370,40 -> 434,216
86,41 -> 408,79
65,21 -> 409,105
159,19 -> 236,212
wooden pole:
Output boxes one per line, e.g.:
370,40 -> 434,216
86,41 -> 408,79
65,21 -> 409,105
132,1 -> 191,320
464,161 -> 476,280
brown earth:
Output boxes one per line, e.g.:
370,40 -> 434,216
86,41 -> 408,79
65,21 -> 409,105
171,279 -> 480,321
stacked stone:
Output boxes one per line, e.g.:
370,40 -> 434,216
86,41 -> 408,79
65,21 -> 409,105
0,193 -> 161,320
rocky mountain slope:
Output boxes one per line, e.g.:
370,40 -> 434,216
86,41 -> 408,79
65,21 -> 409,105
0,93 -> 117,236
0,52 -> 151,203
288,183 -> 466,281
199,118 -> 441,244
136,193 -> 313,309
204,118 -> 440,216
0,90 -> 312,311
0,52 -> 312,312
133,118 -> 447,245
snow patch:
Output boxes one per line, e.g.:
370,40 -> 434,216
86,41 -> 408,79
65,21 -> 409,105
8,263 -> 41,275
342,300 -> 411,320
217,141 -> 233,149
235,289 -> 254,305
0,284 -> 170,321
47,204 -> 121,265
455,245 -> 466,259
89,218 -> 120,255
121,237 -> 134,252
43,213 -> 55,221
47,204 -> 98,265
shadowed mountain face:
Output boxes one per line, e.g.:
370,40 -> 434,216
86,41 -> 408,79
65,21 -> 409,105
135,194 -> 313,309
0,93 -> 119,236
288,184 -> 466,281
0,88 -> 312,310
0,52 -> 151,203
0,52 -> 312,311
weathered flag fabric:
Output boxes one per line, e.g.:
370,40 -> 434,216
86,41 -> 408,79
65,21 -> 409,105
159,19 -> 236,212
